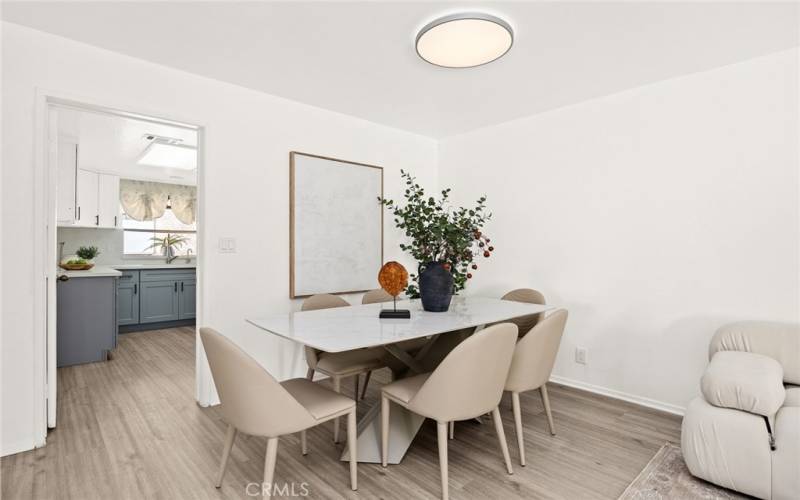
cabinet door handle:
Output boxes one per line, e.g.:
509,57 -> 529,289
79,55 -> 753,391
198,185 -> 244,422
77,206 -> 81,220
174,282 -> 178,293
181,282 -> 184,292
95,215 -> 99,225
134,283 -> 137,295
114,215 -> 117,226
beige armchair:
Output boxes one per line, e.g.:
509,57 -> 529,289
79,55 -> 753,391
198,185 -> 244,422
504,309 -> 568,466
302,294 -> 386,442
682,321 -> 800,499
200,328 -> 357,500
380,323 -> 519,500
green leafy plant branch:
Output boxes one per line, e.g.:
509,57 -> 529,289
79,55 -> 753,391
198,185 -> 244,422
76,245 -> 101,260
379,170 -> 494,297
145,234 -> 189,255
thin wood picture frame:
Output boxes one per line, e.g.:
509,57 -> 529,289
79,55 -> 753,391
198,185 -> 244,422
289,151 -> 384,298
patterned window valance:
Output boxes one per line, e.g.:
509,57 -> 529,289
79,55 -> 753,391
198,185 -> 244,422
119,179 -> 197,224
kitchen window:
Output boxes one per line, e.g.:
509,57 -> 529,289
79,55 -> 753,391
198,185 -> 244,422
123,207 -> 197,257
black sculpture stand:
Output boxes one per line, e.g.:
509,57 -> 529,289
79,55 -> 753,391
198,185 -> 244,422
379,296 -> 411,319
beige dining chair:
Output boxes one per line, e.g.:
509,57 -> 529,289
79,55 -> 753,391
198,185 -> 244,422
501,288 -> 547,337
200,328 -> 357,500
447,288 -> 547,440
505,309 -> 568,466
380,323 -> 519,500
361,288 -> 394,304
302,294 -> 386,442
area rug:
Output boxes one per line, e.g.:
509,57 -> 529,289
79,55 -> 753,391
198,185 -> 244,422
618,443 -> 750,499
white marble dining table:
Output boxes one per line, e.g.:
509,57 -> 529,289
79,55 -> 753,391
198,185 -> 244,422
246,296 -> 552,464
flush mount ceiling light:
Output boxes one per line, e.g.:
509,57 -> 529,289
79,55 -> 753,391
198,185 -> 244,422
416,12 -> 513,68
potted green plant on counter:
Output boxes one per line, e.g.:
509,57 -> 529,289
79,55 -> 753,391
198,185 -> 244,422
379,170 -> 494,312
59,245 -> 101,270
146,233 -> 189,263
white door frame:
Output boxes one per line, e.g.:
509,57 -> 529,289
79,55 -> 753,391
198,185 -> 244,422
33,88 -> 211,445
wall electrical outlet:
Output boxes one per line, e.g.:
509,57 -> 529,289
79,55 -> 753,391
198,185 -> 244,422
575,347 -> 588,365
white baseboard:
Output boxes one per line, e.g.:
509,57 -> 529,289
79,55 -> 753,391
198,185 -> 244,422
548,375 -> 685,416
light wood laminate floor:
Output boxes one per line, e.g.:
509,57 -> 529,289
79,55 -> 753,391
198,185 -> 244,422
1,328 -> 682,499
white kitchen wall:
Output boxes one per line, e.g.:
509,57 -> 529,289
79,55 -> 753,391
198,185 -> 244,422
439,48 -> 799,413
1,22 -> 437,456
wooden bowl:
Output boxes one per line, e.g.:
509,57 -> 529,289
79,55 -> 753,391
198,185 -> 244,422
59,262 -> 95,271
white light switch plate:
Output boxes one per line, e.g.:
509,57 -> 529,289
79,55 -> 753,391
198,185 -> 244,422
218,237 -> 236,253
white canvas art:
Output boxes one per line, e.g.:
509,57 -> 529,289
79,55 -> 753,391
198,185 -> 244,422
290,152 -> 383,297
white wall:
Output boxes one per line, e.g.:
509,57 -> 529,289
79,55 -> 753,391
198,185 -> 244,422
1,22 -> 437,456
439,49 -> 799,413
3,19 -> 798,458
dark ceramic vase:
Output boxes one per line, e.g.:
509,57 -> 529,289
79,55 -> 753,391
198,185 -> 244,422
419,261 -> 454,312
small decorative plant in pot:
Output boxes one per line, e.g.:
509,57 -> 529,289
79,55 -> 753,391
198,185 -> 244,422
380,170 -> 494,312
146,234 -> 189,261
60,245 -> 101,270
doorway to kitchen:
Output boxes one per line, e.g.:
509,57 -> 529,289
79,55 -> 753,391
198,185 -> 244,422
40,97 -> 204,434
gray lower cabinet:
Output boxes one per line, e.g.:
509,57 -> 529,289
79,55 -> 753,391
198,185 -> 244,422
58,276 -> 117,367
118,268 -> 196,327
179,279 -> 196,320
117,271 -> 140,325
140,280 -> 180,323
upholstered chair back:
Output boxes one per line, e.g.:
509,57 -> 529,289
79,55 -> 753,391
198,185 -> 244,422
409,323 -> 518,421
200,328 -> 316,437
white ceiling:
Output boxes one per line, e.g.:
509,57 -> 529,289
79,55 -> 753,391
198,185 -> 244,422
6,2 -> 799,138
57,107 -> 198,185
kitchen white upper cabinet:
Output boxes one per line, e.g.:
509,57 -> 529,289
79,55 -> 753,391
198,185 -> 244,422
58,150 -> 120,228
56,141 -> 78,224
75,169 -> 99,227
98,174 -> 120,228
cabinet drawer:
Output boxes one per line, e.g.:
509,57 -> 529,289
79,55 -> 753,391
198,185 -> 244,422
118,270 -> 140,284
140,269 -> 196,282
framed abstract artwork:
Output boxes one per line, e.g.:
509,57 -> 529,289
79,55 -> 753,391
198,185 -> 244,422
289,151 -> 383,298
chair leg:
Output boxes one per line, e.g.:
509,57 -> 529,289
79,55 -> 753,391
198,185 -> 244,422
306,368 -> 314,380
437,421 -> 449,500
215,424 -> 237,488
491,406 -> 513,475
448,421 -> 454,440
348,409 -> 358,490
540,384 -> 556,436
263,437 -> 279,500
381,395 -> 390,467
300,430 -> 307,456
511,392 -> 525,466
360,371 -> 372,400
332,376 -> 341,443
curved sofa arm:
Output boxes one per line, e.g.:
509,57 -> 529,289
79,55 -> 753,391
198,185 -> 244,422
701,351 -> 785,417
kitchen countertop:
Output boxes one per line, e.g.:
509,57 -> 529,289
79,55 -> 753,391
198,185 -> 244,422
57,263 -> 196,278
59,266 -> 123,278
112,263 -> 196,270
